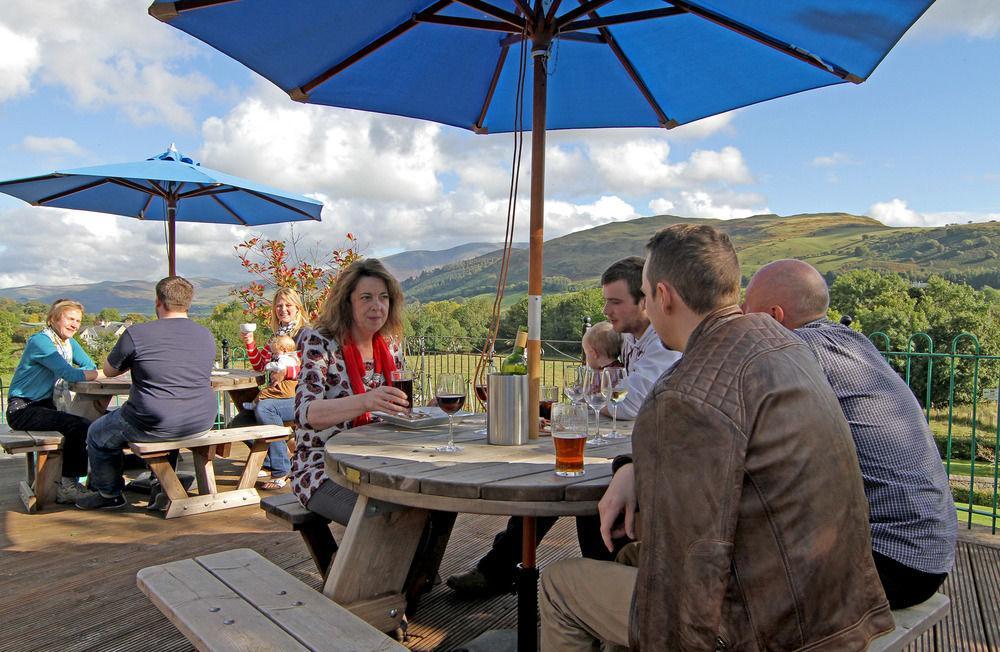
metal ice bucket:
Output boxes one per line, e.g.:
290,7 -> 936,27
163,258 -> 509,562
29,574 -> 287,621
487,373 -> 529,446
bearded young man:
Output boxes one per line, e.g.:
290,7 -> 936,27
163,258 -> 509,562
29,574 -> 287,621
539,225 -> 892,651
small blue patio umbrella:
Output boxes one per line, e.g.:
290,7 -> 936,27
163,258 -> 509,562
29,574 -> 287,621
0,144 -> 323,275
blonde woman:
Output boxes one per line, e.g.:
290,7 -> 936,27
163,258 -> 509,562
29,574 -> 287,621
239,287 -> 308,489
292,259 -> 408,524
7,299 -> 99,503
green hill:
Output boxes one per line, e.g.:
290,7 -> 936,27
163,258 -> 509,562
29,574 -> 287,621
402,213 -> 1000,301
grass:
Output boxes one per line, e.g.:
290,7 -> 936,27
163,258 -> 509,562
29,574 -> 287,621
955,502 -> 1000,529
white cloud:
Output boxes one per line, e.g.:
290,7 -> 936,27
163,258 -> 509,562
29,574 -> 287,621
649,198 -> 675,214
0,0 -> 218,128
868,198 -> 1000,227
21,136 -> 84,156
811,152 -> 858,167
675,190 -> 769,220
0,22 -> 39,102
912,0 -> 1000,39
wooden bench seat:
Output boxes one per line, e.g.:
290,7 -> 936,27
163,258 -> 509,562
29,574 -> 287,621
261,493 -> 337,578
137,547 -> 406,652
0,428 -> 64,513
870,593 -> 950,651
130,424 -> 291,519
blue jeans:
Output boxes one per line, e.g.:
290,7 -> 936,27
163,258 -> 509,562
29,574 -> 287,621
254,397 -> 293,478
86,408 -> 164,496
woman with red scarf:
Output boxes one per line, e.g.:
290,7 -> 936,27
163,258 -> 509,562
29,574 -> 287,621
290,259 -> 409,523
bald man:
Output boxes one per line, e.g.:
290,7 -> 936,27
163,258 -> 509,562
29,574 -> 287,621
744,259 -> 956,608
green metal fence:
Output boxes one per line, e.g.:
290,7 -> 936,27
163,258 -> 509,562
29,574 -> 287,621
868,331 -> 1000,533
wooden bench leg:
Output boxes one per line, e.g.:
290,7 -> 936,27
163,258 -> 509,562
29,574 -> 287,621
190,445 -> 219,495
403,510 -> 456,615
324,495 -> 427,633
237,438 -> 276,490
147,454 -> 189,502
33,450 -> 62,511
25,451 -> 36,486
300,521 -> 338,580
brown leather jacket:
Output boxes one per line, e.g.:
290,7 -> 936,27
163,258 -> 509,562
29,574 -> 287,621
628,307 -> 893,650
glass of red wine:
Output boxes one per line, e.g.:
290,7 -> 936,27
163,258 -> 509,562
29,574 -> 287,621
473,361 -> 495,436
435,373 -> 466,452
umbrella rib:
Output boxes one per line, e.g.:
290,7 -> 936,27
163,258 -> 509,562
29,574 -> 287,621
241,188 -> 320,221
149,0 -> 238,21
545,0 -> 563,23
209,194 -> 248,226
453,1 -> 525,29
179,185 -> 234,199
415,15 -> 519,34
474,42 -> 511,133
31,177 -> 114,205
138,193 -> 154,220
560,7 -> 685,32
665,0 -> 863,82
555,0 -> 614,28
293,0 -> 455,100
577,4 -> 677,128
107,177 -> 163,197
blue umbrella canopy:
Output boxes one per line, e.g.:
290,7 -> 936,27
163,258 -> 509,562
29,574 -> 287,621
149,0 -> 933,451
0,144 -> 323,274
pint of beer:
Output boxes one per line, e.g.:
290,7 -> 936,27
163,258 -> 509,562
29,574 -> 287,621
551,402 -> 588,477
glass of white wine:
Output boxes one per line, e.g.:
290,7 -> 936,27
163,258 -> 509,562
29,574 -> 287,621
605,366 -> 629,439
583,367 -> 610,446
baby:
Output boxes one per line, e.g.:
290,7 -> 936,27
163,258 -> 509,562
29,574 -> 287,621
582,320 -> 623,370
246,335 -> 300,406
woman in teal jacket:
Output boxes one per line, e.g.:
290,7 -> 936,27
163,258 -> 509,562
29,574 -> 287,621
7,299 -> 99,504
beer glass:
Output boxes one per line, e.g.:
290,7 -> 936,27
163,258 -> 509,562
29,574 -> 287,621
551,402 -> 588,477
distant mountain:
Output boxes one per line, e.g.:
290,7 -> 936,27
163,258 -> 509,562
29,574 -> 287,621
401,213 -> 1000,301
0,278 -> 238,315
380,242 -> 527,281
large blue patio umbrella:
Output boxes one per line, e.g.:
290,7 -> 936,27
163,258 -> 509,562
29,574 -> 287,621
0,144 -> 323,275
150,0 -> 934,435
148,1 -> 934,641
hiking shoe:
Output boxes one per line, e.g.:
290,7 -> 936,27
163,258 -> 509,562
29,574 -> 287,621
445,569 -> 513,600
76,492 -> 127,510
55,479 -> 89,505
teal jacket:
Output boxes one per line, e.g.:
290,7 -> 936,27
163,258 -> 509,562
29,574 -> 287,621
10,332 -> 96,402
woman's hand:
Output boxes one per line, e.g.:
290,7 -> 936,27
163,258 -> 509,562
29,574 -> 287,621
362,385 -> 409,414
240,330 -> 254,346
83,369 -> 99,381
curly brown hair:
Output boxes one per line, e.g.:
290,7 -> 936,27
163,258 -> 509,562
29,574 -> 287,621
314,259 -> 404,343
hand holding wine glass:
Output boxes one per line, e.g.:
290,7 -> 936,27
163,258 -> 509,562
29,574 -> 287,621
435,373 -> 466,453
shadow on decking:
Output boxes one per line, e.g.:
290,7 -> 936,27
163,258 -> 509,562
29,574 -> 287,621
0,450 -> 998,651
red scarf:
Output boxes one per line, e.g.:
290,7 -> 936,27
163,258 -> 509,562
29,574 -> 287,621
342,333 -> 397,427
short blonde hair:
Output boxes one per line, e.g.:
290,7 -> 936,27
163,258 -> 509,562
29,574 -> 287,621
47,299 -> 85,328
314,259 -> 404,343
270,287 -> 307,335
268,334 -> 297,354
583,321 -> 622,361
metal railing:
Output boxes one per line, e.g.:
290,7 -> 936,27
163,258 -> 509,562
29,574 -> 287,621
868,331 -> 1000,532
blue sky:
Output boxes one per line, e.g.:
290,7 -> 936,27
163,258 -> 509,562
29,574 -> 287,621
0,0 -> 997,288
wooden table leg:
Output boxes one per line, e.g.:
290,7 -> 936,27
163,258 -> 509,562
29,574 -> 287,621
323,495 -> 428,633
65,393 -> 113,421
519,516 -> 539,652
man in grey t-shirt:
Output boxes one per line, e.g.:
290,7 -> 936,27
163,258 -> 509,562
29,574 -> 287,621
77,276 -> 217,510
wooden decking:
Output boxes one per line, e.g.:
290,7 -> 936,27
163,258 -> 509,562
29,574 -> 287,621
1,448 -> 998,651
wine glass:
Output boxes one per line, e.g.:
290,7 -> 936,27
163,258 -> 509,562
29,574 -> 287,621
583,367 -> 611,446
435,373 -> 466,452
604,366 -> 629,439
473,361 -> 495,436
563,365 -> 588,433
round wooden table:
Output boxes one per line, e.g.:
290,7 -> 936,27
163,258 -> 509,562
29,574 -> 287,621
66,368 -> 263,420
323,417 -> 632,650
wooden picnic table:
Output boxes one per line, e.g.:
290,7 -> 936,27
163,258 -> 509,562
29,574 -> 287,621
66,368 -> 263,421
323,416 -> 632,651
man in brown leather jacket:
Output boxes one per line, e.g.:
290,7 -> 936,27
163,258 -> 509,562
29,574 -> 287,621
539,224 -> 893,650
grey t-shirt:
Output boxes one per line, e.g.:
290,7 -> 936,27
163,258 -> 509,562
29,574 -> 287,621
108,318 -> 217,438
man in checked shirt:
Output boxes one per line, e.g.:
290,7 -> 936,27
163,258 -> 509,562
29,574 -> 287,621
744,259 -> 957,608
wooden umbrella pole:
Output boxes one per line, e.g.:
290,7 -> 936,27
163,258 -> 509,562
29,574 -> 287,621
526,40 -> 549,442
167,197 -> 177,277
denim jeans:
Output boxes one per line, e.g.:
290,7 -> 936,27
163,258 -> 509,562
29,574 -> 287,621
86,408 -> 166,495
7,398 -> 91,479
254,397 -> 293,478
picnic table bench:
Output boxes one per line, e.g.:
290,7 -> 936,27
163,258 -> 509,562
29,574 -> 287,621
0,428 -> 63,512
137,547 -> 406,652
870,592 -> 950,651
131,424 -> 291,518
